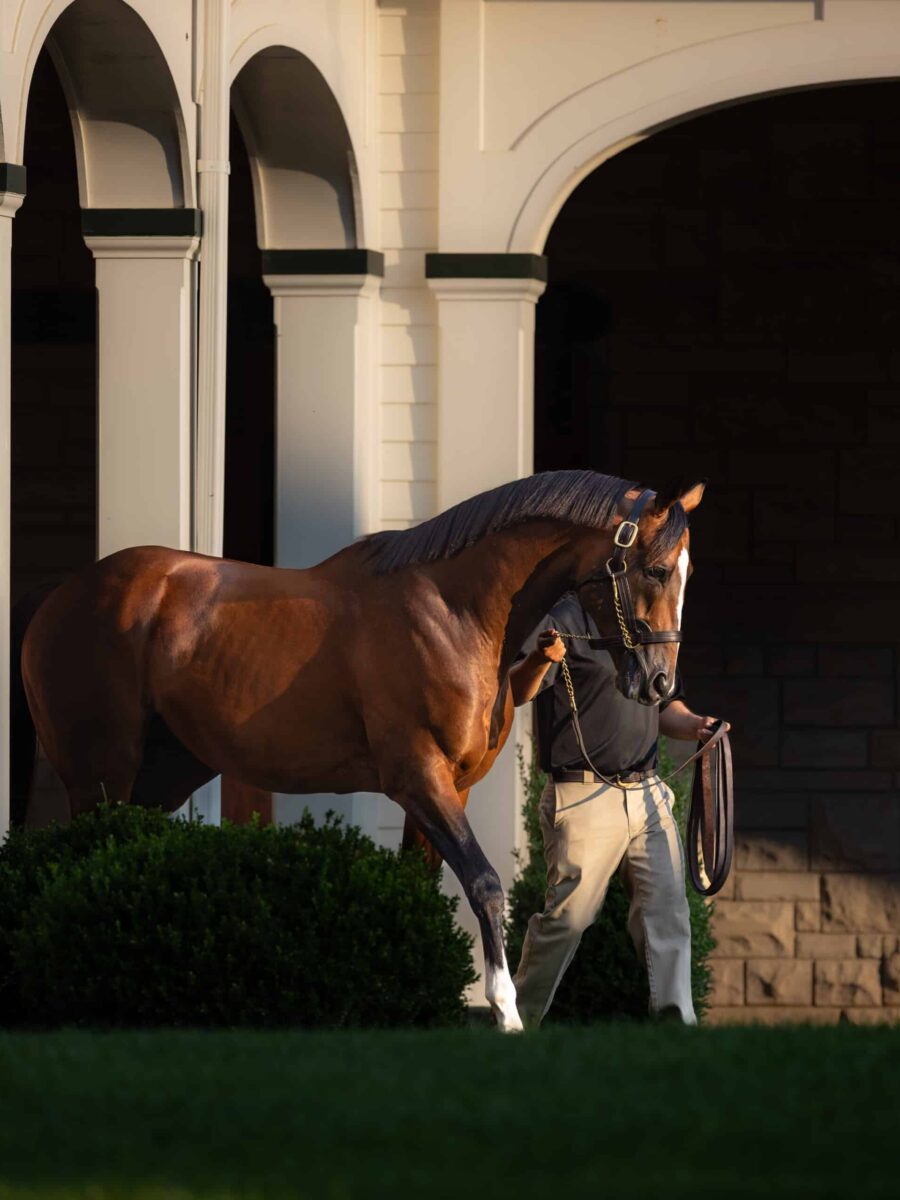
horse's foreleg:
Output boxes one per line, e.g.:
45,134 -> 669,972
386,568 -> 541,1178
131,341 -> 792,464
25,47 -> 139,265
401,787 -> 470,871
387,762 -> 521,1032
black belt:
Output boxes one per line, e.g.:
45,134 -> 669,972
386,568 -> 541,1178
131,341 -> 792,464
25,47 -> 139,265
551,767 -> 656,786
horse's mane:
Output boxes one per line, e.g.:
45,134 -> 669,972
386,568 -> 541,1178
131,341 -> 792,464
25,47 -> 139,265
364,469 -> 687,574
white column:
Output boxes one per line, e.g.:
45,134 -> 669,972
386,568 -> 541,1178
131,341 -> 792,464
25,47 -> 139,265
262,267 -> 381,830
427,274 -> 545,508
427,266 -> 546,1002
0,178 -> 25,837
194,0 -> 231,558
85,236 -> 199,557
263,271 -> 381,570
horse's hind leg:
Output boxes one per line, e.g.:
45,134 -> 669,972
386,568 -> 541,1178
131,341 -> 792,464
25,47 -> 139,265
27,673 -> 146,818
386,758 -> 521,1032
57,724 -> 144,819
130,712 -> 216,813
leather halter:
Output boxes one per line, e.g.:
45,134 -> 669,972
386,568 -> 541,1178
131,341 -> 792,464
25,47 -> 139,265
575,487 -> 683,652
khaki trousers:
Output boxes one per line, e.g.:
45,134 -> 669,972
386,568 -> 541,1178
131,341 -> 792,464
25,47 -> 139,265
513,775 -> 697,1026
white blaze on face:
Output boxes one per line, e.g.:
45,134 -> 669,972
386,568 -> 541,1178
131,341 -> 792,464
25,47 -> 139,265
674,545 -> 690,630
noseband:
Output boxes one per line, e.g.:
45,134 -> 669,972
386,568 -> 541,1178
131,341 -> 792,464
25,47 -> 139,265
575,487 -> 683,652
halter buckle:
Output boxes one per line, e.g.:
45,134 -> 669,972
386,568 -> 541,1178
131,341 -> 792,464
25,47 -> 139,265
613,520 -> 639,549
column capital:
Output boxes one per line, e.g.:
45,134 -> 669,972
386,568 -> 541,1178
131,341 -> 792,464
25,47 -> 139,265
426,251 -> 547,302
262,248 -> 384,299
426,274 -> 546,304
82,209 -> 201,259
82,208 -> 202,237
261,248 -> 384,277
0,162 -> 26,220
85,234 -> 200,261
263,273 -> 382,299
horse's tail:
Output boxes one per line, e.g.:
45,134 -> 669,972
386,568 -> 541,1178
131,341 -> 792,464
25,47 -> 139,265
9,582 -> 59,828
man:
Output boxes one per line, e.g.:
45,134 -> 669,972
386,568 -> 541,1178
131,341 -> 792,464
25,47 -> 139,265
509,586 -> 727,1027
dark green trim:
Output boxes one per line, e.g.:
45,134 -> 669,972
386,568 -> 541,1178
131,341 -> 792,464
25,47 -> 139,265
261,249 -> 385,277
425,253 -> 548,281
0,163 -> 27,196
81,209 -> 202,237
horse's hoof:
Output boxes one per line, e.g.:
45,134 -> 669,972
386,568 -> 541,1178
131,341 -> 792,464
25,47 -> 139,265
494,1009 -> 524,1033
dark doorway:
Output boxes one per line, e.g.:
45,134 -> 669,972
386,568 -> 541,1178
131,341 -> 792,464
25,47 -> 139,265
221,112 -> 275,825
224,111 -> 275,568
11,48 -> 97,826
12,48 -> 97,605
536,83 -> 900,1016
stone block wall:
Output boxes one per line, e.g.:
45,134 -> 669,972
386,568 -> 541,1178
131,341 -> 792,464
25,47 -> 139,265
536,82 -> 900,1022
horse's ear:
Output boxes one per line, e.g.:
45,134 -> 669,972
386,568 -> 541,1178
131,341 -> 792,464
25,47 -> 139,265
652,478 -> 706,515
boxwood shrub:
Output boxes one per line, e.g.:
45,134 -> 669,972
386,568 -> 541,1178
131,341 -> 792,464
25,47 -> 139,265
0,803 -> 176,1023
505,740 -> 714,1023
1,807 -> 476,1029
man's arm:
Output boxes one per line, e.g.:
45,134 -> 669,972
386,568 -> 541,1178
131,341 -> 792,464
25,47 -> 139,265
659,699 -> 731,742
510,630 -> 566,706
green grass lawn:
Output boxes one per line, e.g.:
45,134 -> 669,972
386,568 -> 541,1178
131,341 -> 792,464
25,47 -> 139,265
1,1024 -> 897,1200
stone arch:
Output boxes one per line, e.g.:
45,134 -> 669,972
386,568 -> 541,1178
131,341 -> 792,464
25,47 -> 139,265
23,0 -> 191,209
508,19 -> 900,253
231,44 -> 361,250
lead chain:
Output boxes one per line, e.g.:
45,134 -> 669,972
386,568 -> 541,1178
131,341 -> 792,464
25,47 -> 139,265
609,574 -> 638,651
553,632 -> 592,718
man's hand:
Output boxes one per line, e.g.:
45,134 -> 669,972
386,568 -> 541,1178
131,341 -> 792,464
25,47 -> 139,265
659,701 -> 731,742
510,629 -> 566,706
536,629 -> 566,662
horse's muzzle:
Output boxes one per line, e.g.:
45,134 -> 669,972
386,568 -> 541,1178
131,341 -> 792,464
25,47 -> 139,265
618,652 -> 673,706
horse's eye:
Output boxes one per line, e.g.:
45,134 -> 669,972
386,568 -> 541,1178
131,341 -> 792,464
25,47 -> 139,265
644,566 -> 668,583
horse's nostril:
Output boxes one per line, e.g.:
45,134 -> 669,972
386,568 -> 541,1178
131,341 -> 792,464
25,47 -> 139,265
653,672 -> 669,698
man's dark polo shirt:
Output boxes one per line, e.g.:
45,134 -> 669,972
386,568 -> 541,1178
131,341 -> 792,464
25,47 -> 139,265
517,593 -> 684,776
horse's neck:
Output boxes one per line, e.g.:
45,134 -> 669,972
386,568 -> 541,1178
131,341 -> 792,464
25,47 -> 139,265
438,522 -> 604,668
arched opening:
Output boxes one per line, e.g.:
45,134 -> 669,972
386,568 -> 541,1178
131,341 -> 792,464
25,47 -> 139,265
218,110 -> 276,826
39,0 -> 189,209
12,47 -> 96,604
11,47 -> 97,825
12,0 -> 192,827
231,45 -> 359,250
223,111 -> 275,569
535,82 -> 900,1017
225,46 -> 370,830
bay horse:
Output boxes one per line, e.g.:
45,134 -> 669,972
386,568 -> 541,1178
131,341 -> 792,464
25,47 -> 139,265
17,470 -> 704,1031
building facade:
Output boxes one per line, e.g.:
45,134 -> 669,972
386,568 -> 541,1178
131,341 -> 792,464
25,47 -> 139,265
1,0 -> 899,1019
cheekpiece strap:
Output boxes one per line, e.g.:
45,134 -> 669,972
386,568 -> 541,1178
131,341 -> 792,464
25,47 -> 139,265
608,488 -> 657,574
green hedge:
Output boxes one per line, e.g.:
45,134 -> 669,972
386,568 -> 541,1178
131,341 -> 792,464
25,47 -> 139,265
505,740 -> 714,1022
0,807 -> 476,1029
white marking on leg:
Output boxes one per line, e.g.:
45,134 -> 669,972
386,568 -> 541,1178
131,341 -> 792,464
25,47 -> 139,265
486,949 -> 524,1033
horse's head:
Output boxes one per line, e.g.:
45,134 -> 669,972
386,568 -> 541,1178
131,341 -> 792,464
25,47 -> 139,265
575,480 -> 705,706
